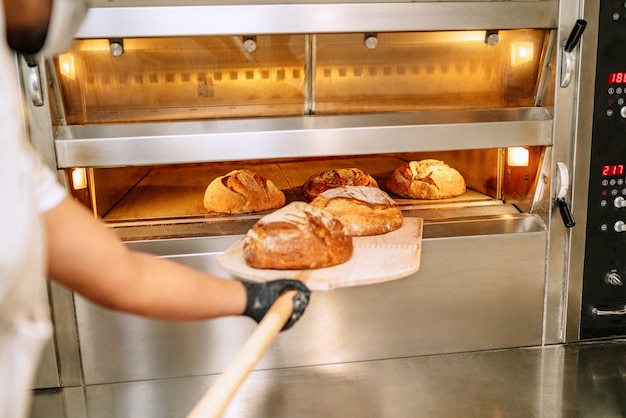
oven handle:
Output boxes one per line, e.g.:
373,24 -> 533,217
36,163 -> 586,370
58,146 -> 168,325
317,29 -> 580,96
591,306 -> 626,316
560,19 -> 587,88
555,162 -> 576,228
560,50 -> 576,88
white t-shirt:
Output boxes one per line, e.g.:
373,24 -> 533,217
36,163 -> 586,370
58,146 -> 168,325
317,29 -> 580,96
0,9 -> 67,418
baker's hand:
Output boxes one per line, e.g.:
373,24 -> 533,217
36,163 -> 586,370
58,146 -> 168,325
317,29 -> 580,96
239,279 -> 311,331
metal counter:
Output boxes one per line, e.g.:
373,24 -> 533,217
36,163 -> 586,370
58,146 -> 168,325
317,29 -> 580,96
30,340 -> 626,417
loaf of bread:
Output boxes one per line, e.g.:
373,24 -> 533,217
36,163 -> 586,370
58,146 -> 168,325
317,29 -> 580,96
386,159 -> 466,199
242,201 -> 353,269
303,168 -> 378,201
310,186 -> 403,236
203,169 -> 286,214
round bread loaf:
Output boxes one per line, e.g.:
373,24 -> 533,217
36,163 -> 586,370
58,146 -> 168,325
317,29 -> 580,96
386,159 -> 466,199
302,167 -> 378,201
242,201 -> 353,270
203,169 -> 286,214
310,186 -> 403,236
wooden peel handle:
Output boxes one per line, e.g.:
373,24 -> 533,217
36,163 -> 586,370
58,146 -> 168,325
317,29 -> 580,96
186,290 -> 297,418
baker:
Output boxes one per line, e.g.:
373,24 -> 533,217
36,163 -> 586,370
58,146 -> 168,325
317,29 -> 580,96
0,1 -> 310,417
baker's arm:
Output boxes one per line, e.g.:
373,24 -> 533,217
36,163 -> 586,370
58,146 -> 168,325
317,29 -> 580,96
43,197 -> 310,327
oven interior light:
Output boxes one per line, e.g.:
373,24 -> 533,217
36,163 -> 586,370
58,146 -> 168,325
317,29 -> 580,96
58,53 -> 76,80
508,147 -> 529,167
388,31 -> 486,44
71,168 -> 88,190
510,42 -> 534,66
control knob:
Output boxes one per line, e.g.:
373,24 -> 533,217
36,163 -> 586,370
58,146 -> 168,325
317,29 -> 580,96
616,197 -> 626,208
615,221 -> 626,232
606,271 -> 624,286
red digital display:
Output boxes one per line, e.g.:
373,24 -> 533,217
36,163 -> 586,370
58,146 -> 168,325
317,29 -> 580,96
602,164 -> 625,176
609,72 -> 626,84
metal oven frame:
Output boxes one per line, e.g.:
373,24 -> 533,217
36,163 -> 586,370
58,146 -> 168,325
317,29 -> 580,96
22,0 -> 591,400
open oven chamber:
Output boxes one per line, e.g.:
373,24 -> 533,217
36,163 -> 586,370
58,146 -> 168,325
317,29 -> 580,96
22,0 -> 583,397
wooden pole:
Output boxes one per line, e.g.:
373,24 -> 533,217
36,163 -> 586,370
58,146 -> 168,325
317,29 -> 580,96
186,290 -> 297,418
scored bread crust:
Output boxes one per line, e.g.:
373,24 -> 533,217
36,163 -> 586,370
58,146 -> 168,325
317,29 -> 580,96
242,202 -> 353,269
310,186 -> 403,236
302,168 -> 379,202
203,169 -> 286,214
386,159 -> 466,199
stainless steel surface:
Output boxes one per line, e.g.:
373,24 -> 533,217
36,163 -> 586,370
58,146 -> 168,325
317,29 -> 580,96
76,2 -> 558,38
542,0 -> 583,345
17,55 -> 58,172
73,219 -> 547,385
54,108 -> 553,168
47,282 -> 83,387
30,340 -> 626,418
567,0 -> 600,342
32,282 -> 60,389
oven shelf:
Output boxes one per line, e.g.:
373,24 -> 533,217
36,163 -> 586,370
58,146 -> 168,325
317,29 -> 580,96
99,155 -> 498,221
94,153 -> 538,241
55,107 -> 553,168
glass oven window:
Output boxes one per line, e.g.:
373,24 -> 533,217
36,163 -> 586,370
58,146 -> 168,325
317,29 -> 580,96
315,30 -> 549,114
53,29 -> 549,124
55,35 -> 307,124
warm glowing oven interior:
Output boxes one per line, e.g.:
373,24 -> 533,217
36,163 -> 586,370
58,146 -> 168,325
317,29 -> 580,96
53,29 -> 553,239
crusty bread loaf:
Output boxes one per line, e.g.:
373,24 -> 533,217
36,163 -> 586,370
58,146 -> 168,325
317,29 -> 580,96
242,201 -> 353,269
386,159 -> 466,199
303,168 -> 378,202
310,186 -> 403,236
203,169 -> 286,214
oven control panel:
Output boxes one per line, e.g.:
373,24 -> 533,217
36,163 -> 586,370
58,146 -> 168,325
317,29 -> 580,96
581,0 -> 626,339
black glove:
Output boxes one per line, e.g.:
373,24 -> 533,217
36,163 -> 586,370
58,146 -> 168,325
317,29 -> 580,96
239,279 -> 311,331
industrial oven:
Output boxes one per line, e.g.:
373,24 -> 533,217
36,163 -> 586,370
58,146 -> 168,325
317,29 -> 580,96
19,0 -> 626,412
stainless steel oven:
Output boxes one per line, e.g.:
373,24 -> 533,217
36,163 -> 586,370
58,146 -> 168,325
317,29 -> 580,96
20,0 -> 615,407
